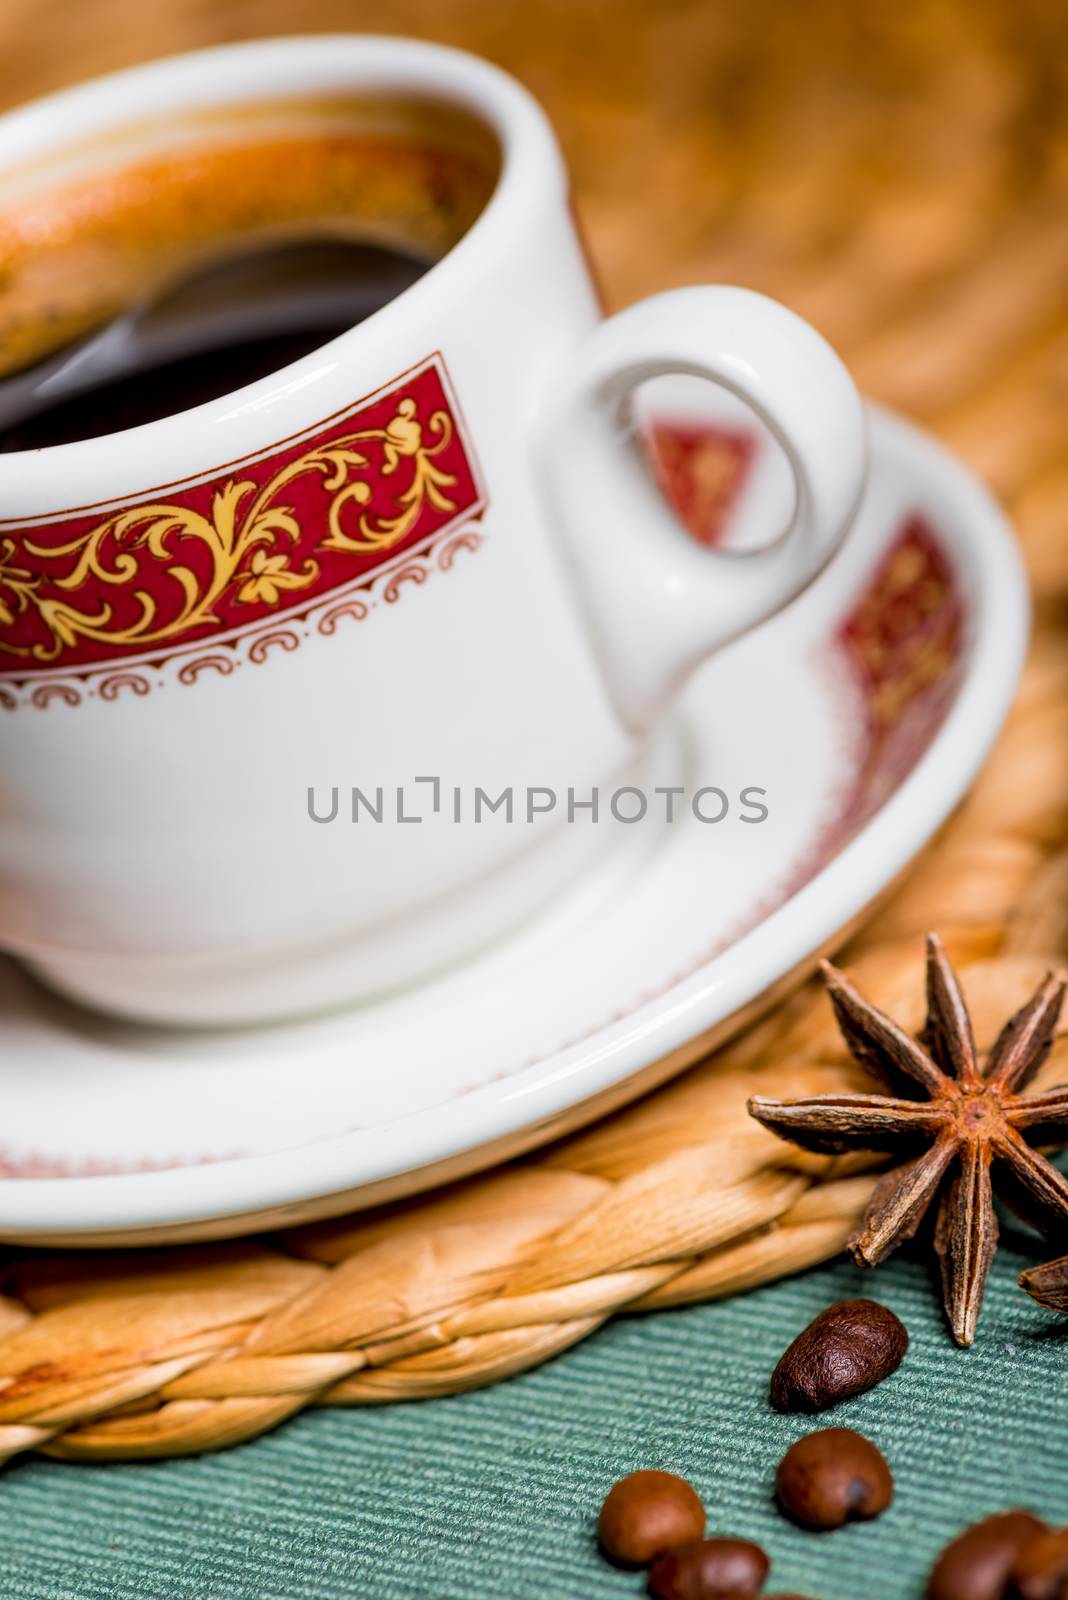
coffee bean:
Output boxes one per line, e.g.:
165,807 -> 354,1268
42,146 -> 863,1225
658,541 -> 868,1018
770,1299 -> 908,1412
927,1511 -> 1048,1600
647,1536 -> 770,1598
774,1428 -> 892,1530
1008,1527 -> 1068,1599
598,1470 -> 706,1567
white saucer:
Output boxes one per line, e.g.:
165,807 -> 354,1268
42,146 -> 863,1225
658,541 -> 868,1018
0,402 -> 1027,1244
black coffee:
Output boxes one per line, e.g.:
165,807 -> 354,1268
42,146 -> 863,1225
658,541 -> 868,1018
0,238 -> 429,452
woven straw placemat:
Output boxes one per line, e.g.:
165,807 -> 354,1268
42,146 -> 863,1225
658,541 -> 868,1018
0,0 -> 1065,1471
0,512 -> 1063,1468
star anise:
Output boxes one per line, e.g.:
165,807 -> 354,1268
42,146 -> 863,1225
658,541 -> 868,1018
748,934 -> 1068,1346
1019,1253 -> 1068,1315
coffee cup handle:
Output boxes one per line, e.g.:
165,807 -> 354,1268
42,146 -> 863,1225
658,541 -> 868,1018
540,285 -> 867,729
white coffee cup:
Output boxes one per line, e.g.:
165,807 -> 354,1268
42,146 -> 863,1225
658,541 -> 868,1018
0,36 -> 866,1025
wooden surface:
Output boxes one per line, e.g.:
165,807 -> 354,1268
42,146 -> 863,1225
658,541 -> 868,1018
0,0 -> 1066,1463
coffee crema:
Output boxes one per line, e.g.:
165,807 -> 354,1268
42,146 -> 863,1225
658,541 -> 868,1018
0,93 -> 500,444
0,238 -> 430,448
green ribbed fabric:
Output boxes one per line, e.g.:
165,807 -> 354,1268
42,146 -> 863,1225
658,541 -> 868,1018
4,1231 -> 1066,1599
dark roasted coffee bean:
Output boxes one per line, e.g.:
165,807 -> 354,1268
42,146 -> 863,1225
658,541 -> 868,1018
598,1471 -> 706,1567
770,1299 -> 908,1412
1008,1527 -> 1068,1599
927,1510 -> 1047,1600
647,1536 -> 770,1598
775,1428 -> 892,1530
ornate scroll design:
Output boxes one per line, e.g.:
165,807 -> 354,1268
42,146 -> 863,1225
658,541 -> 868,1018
178,655 -> 236,686
436,528 -> 484,570
98,672 -> 151,701
0,539 -> 38,628
0,517 -> 486,709
29,682 -> 80,710
314,399 -> 457,554
247,630 -> 301,665
0,394 -> 459,669
317,596 -> 371,635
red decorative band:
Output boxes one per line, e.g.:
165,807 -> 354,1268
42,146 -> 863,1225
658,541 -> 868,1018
0,355 -> 484,678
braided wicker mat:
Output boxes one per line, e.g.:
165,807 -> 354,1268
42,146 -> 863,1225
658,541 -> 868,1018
0,0 -> 1067,1469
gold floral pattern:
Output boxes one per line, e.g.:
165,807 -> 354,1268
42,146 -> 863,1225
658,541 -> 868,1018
0,396 -> 458,667
0,538 -> 37,629
317,397 -> 459,554
0,347 -> 487,697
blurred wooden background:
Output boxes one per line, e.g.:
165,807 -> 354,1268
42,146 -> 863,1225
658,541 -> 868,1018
0,0 -> 1064,474
0,0 -> 1064,579
1,0 -> 1065,554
